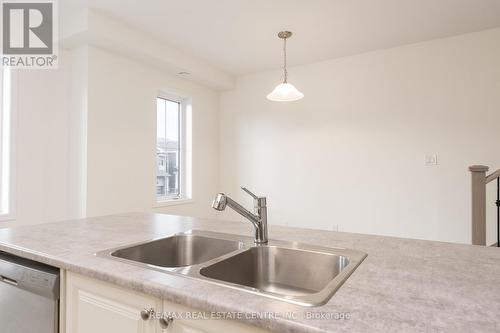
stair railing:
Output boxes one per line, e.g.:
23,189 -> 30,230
469,165 -> 500,246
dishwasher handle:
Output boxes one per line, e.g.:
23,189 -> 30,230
0,275 -> 18,286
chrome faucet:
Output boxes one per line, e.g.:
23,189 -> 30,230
212,187 -> 268,244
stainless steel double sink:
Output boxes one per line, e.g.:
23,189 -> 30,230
97,230 -> 367,306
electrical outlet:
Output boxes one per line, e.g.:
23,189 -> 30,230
425,154 -> 438,166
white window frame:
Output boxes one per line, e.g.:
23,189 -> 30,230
154,91 -> 192,207
0,68 -> 15,221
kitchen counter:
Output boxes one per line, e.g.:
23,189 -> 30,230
0,212 -> 499,333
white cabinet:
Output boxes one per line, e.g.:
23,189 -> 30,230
65,272 -> 271,333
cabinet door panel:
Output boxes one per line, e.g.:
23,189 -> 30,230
163,300 -> 271,333
76,289 -> 150,333
66,272 -> 161,333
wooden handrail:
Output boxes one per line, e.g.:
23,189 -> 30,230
486,169 -> 500,184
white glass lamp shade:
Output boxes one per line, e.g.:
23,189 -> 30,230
266,82 -> 304,102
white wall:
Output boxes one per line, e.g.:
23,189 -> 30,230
86,47 -> 219,219
0,43 -> 221,227
0,50 -> 76,227
219,28 -> 500,244
68,47 -> 89,219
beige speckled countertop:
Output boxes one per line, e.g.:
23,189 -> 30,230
0,212 -> 499,333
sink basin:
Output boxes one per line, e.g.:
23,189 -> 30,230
200,246 -> 350,296
97,230 -> 367,306
109,234 -> 242,267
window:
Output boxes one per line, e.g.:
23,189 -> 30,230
156,96 -> 188,202
0,68 -> 12,217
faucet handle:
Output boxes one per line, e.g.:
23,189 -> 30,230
241,187 -> 260,200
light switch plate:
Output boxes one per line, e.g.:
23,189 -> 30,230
425,154 -> 438,166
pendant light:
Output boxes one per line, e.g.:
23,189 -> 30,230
266,31 -> 304,102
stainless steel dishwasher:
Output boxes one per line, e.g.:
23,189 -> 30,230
0,251 -> 60,333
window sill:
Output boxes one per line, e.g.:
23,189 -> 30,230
154,198 -> 194,208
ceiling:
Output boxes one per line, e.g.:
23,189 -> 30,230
77,0 -> 500,76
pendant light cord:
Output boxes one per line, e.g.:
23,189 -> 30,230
283,36 -> 288,83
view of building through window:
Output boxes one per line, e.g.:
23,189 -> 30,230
156,97 -> 181,201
